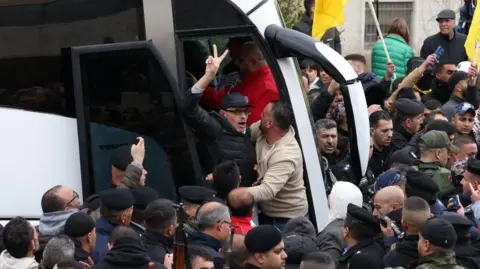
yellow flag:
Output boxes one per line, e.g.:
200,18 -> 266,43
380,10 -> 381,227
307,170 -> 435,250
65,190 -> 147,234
312,0 -> 349,40
465,4 -> 480,61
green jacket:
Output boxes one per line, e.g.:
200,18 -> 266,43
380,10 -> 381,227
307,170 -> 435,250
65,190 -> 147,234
386,250 -> 466,269
411,164 -> 454,202
371,34 -> 414,80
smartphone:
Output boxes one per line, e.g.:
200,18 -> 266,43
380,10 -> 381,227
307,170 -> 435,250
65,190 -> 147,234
435,46 -> 444,62
448,195 -> 462,210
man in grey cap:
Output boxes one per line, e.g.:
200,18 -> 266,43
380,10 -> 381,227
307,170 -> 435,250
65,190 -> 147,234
411,130 -> 459,203
420,9 -> 467,64
391,98 -> 425,151
180,45 -> 256,187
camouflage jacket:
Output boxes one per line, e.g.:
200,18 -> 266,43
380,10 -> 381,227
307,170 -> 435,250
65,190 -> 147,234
386,251 -> 466,269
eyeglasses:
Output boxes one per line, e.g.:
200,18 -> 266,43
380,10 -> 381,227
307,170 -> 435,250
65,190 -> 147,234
64,191 -> 79,210
225,109 -> 251,116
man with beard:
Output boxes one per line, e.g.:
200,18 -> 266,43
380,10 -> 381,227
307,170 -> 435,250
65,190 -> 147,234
422,61 -> 457,104
243,225 -> 287,269
370,110 -> 394,177
391,99 -> 425,151
338,204 -> 384,269
0,217 -> 39,269
420,9 -> 467,65
412,131 -> 459,203
442,64 -> 479,120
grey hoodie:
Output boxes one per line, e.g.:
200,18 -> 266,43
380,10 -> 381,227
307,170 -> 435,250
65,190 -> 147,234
38,209 -> 78,236
0,250 -> 38,269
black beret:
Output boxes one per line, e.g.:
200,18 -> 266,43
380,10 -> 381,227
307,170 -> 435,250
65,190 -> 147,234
179,186 -> 216,205
439,213 -> 475,239
405,170 -> 439,205
245,225 -> 282,253
131,187 -> 159,210
111,145 -> 133,171
467,158 -> 480,176
395,98 -> 425,115
345,204 -> 381,234
64,212 -> 95,238
101,188 -> 134,210
447,71 -> 468,91
420,218 -> 457,248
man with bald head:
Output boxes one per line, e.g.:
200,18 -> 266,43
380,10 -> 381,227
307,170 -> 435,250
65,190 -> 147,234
372,186 -> 405,218
383,197 -> 431,267
200,41 -> 279,125
188,201 -> 231,258
36,185 -> 81,261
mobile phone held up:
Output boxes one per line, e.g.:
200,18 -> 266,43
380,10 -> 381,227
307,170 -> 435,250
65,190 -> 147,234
435,46 -> 444,62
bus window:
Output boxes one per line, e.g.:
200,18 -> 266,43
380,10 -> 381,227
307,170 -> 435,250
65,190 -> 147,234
66,42 -> 200,200
0,0 -> 145,117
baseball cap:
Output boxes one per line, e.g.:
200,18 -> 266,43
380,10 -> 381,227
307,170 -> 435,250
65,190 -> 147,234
453,102 -> 476,117
221,92 -> 252,110
419,130 -> 459,153
436,9 -> 456,21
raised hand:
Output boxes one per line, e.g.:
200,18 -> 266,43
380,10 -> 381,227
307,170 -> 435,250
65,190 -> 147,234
205,44 -> 229,79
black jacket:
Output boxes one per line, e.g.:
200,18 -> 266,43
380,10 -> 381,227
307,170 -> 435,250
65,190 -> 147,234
182,88 -> 256,186
383,235 -> 420,268
369,145 -> 394,178
454,239 -> 480,269
338,238 -> 385,269
292,13 -> 342,54
92,237 -> 160,269
141,230 -> 173,264
391,124 -> 415,152
420,32 -> 468,65
71,237 -> 91,263
187,231 -> 222,258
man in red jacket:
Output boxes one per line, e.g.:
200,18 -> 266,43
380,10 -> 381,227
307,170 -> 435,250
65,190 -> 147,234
201,41 -> 279,125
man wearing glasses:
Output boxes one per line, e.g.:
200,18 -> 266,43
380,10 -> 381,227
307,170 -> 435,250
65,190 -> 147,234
181,46 -> 256,187
35,185 -> 81,262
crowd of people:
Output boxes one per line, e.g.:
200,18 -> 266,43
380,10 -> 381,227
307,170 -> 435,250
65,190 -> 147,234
1,0 -> 480,269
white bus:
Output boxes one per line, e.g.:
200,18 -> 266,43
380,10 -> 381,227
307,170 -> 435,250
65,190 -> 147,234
0,0 -> 369,230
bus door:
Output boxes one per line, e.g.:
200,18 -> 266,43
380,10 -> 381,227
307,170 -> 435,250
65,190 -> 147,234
64,40 -> 202,199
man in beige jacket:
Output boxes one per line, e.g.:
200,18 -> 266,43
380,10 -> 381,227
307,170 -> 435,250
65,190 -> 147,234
231,101 -> 308,230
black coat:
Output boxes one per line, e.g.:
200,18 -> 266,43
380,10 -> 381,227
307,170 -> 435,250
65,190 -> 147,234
187,231 -> 222,258
71,238 -> 91,263
92,238 -> 160,269
182,88 -> 256,187
383,235 -> 420,268
420,32 -> 468,65
141,230 -> 173,264
391,124 -> 415,152
369,145 -> 394,178
338,238 -> 385,269
454,240 -> 480,269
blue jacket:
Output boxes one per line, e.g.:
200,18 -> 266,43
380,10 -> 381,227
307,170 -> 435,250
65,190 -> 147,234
92,217 -> 115,263
357,72 -> 380,92
371,34 -> 414,79
187,231 -> 222,258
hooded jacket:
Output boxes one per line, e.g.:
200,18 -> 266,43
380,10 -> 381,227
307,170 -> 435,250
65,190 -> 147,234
92,238 -> 155,269
358,72 -> 381,92
282,217 -> 318,266
0,250 -> 38,269
383,235 -> 420,268
316,182 -> 363,263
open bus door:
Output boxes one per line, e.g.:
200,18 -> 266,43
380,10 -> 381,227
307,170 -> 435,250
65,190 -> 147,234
63,40 -> 203,200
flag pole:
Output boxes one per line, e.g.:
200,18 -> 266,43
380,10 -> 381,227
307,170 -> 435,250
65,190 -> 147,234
366,0 -> 396,79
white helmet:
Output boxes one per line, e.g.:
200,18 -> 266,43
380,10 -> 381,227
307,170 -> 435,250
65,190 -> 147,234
457,61 -> 472,73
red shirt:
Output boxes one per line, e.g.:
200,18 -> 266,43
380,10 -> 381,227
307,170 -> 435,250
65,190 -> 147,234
231,215 -> 253,235
201,66 -> 279,125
